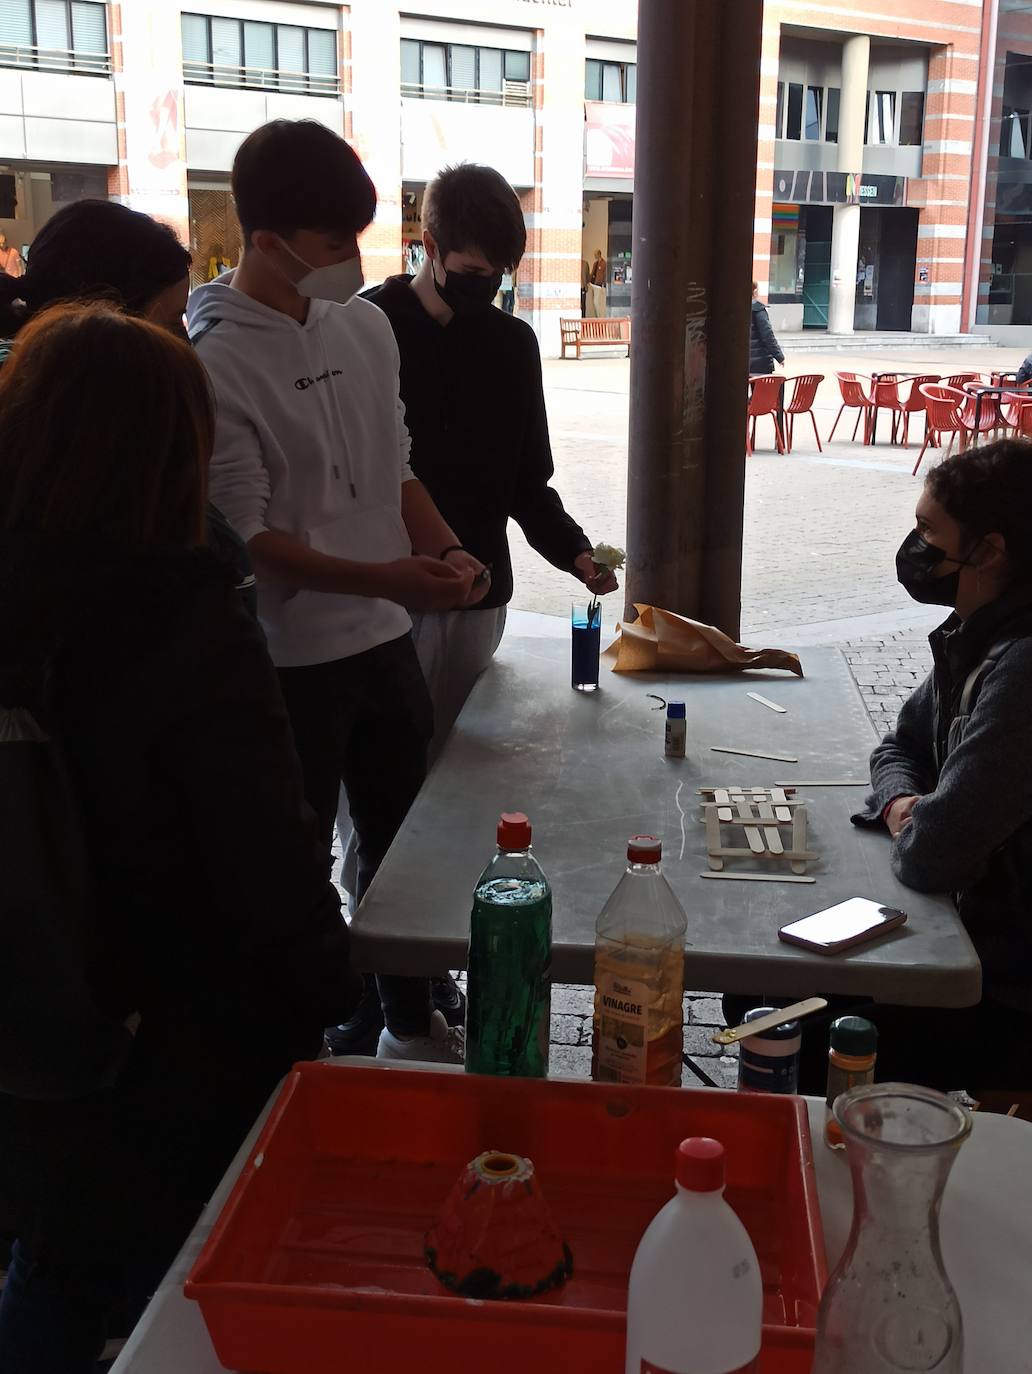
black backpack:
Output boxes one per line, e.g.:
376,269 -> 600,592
0,700 -> 131,1101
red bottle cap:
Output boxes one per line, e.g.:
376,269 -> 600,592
497,812 -> 532,849
627,834 -> 662,864
675,1137 -> 725,1192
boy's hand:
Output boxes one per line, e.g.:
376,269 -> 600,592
443,548 -> 491,605
379,555 -> 475,611
574,551 -> 619,596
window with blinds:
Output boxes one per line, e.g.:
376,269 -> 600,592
181,14 -> 339,96
584,58 -> 635,104
0,0 -> 108,74
400,38 -> 532,106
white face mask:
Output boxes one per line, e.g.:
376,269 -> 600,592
276,239 -> 364,306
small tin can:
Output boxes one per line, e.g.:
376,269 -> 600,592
737,1007 -> 801,1094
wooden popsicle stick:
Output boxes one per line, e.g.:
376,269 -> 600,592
747,691 -> 787,713
771,787 -> 792,823
712,746 -> 799,763
714,786 -> 733,823
732,795 -> 765,855
712,997 -> 829,1046
774,779 -> 867,788
700,871 -> 815,884
757,800 -> 783,854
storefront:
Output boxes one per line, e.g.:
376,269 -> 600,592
581,191 -> 632,316
767,170 -> 916,333
186,181 -> 242,290
0,163 -> 110,268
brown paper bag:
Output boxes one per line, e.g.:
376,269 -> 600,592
604,604 -> 803,677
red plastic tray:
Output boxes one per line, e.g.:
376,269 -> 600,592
186,1064 -> 824,1374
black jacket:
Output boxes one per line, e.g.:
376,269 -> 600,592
0,535 -> 360,1247
853,588 -> 1032,1011
1016,352 -> 1032,386
364,276 -> 592,608
749,299 -> 784,374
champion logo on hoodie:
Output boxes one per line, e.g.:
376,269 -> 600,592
295,368 -> 344,392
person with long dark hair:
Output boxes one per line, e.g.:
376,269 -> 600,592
0,303 -> 360,1372
0,198 -> 256,614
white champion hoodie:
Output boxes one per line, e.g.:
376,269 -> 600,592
187,275 -> 414,668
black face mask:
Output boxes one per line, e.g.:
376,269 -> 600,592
433,263 -> 503,316
895,529 -> 974,607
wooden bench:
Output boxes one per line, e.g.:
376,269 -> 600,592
560,316 -> 632,359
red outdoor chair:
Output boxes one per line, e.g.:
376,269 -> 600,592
746,374 -> 786,455
878,374 -> 940,449
784,373 -> 824,452
958,383 -> 1002,441
914,385 -> 966,475
943,372 -> 984,391
1000,390 -> 1032,437
867,374 -> 903,445
828,372 -> 873,444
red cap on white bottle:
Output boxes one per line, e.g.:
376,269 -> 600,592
675,1137 -> 725,1192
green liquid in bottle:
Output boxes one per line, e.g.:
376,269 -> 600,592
466,875 -> 552,1078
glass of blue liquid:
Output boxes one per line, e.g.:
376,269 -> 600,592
571,602 -> 601,691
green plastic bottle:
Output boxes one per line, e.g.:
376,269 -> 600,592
465,812 -> 552,1078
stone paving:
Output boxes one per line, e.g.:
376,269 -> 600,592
523,344 -> 1001,1074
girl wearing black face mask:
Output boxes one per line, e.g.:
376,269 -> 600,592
844,439 -> 1032,1094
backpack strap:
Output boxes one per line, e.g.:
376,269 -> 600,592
188,318 -> 221,347
942,637 -> 1020,764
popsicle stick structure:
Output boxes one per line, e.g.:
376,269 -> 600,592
699,786 -> 817,876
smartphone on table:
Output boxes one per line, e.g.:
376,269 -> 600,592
778,898 -> 908,955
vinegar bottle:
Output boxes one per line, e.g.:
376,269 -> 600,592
591,836 -> 687,1088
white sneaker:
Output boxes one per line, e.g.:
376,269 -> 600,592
377,1008 -> 465,1065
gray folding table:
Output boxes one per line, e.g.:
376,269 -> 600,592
351,639 -> 980,1008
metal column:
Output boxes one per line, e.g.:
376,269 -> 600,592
625,0 -> 763,638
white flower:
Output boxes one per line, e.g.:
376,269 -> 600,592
592,541 -> 626,572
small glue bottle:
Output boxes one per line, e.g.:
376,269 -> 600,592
824,1015 -> 878,1150
664,701 -> 686,758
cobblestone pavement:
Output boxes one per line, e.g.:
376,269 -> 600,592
520,345 -> 989,1073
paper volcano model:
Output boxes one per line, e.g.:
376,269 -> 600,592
425,1151 -> 573,1301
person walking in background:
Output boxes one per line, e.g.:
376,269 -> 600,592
580,256 -> 590,316
750,280 -> 785,441
499,264 -> 516,314
188,120 -> 487,1065
1014,348 -> 1032,386
0,198 -> 256,616
586,247 -> 607,318
0,303 -> 361,1372
0,233 -> 23,279
749,280 -> 784,375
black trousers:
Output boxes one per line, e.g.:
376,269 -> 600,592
278,633 -> 434,1035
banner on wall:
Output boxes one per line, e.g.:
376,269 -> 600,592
584,102 -> 635,179
115,3 -> 188,236
401,101 -> 535,187
772,169 -> 906,208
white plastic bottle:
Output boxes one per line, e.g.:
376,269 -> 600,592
625,1138 -> 763,1374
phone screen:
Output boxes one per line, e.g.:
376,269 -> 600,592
780,898 -> 905,947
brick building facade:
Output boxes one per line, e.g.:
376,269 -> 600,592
0,0 -> 1017,351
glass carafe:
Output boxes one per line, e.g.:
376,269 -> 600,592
813,1082 -> 972,1374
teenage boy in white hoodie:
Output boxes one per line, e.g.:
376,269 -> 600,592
188,120 -> 487,1063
